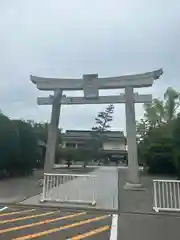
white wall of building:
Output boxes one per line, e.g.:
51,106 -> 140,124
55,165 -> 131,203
62,140 -> 126,151
103,141 -> 126,151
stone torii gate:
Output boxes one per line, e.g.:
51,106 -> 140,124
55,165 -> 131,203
31,69 -> 163,188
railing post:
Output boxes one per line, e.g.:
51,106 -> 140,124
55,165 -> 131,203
166,182 -> 169,209
174,182 -> 176,209
170,182 -> 173,208
92,177 -> 95,203
153,181 -> 158,212
177,183 -> 180,209
162,181 -> 165,209
40,174 -> 46,202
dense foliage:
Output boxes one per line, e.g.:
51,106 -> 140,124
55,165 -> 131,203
137,87 -> 180,177
0,113 -> 61,178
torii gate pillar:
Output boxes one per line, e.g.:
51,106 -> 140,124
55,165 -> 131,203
124,86 -> 141,188
44,90 -> 62,172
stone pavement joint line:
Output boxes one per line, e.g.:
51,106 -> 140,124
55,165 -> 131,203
67,225 -> 110,240
0,211 -> 58,224
0,212 -> 86,234
13,214 -> 111,240
0,209 -> 36,217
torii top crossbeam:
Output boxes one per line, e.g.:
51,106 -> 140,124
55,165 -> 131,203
31,69 -> 163,91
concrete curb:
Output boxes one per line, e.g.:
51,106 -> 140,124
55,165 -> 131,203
0,202 -> 118,214
1,201 -> 180,218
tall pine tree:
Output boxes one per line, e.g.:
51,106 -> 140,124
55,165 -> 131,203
90,104 -> 115,160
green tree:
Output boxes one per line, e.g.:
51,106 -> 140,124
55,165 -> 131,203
27,121 -> 62,168
92,104 -> 115,132
136,119 -> 151,143
164,87 -> 180,121
12,120 -> 39,175
172,116 -> 180,177
143,87 -> 180,126
137,87 -> 180,176
0,114 -> 39,177
27,121 -> 62,145
144,99 -> 165,126
0,112 -> 19,176
91,104 -> 115,164
28,121 -> 49,143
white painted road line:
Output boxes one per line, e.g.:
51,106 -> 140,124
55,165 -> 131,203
110,214 -> 118,240
0,206 -> 8,212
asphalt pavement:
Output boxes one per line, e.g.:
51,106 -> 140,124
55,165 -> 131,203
117,212 -> 180,240
0,205 -> 112,240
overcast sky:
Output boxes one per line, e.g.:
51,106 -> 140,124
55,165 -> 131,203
0,0 -> 180,133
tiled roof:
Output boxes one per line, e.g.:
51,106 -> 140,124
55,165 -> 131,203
63,130 -> 125,140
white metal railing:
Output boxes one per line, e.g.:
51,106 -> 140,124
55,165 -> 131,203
40,173 -> 97,205
153,179 -> 180,212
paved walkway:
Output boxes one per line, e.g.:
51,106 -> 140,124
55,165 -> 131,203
0,205 -> 112,240
0,170 -> 44,204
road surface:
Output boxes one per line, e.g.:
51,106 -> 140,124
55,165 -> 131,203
0,205 -> 113,240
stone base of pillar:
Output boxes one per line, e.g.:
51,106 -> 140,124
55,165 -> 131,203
124,182 -> 145,191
